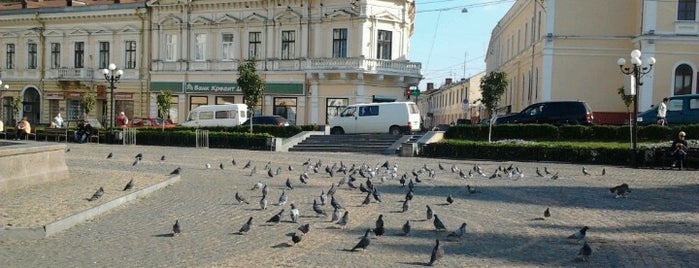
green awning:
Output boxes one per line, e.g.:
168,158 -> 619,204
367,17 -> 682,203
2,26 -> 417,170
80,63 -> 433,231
150,82 -> 183,92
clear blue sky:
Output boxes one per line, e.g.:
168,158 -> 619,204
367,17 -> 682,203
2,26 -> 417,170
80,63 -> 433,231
409,0 -> 515,90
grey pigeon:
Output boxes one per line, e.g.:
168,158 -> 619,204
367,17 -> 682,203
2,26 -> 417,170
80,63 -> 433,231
568,226 -> 589,242
170,167 -> 181,175
249,166 -> 257,176
238,217 -> 253,234
312,199 -> 327,217
134,153 -> 143,160
536,167 -> 543,177
298,223 -> 310,235
351,229 -> 372,251
331,196 -> 343,210
402,220 -> 411,236
277,189 -> 288,206
544,208 -> 551,218
373,214 -> 385,236
578,242 -> 592,262
447,222 -> 467,239
291,232 -> 302,246
172,219 -> 181,235
433,214 -> 447,231
261,184 -> 269,197
466,185 -> 479,194
243,160 -> 251,169
429,239 -> 444,266
601,168 -> 606,176
550,172 -> 559,180
361,192 -> 372,206
132,158 -> 140,166
544,166 -> 551,175
331,207 -> 340,222
219,162 -> 224,170
371,188 -> 383,203
290,203 -> 299,223
87,187 -> 104,201
285,178 -> 294,190
235,192 -> 250,204
259,194 -> 268,210
106,152 -> 113,159
299,173 -> 308,184
231,159 -> 236,165
161,155 -> 166,161
336,211 -> 349,229
251,182 -> 264,191
267,168 -> 274,178
266,209 -> 284,224
446,194 -> 454,205
405,189 -> 414,201
582,166 -> 591,176
402,198 -> 410,213
610,183 -> 630,198
123,179 -> 134,191
319,190 -> 327,205
426,205 -> 434,220
288,165 -> 294,171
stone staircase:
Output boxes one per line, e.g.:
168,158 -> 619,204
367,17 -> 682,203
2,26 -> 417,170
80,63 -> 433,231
288,134 -> 405,155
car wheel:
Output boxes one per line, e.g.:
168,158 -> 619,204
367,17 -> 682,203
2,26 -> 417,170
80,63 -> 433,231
330,127 -> 345,135
389,126 -> 401,135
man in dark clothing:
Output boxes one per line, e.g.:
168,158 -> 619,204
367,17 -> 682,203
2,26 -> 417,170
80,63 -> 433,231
671,131 -> 688,169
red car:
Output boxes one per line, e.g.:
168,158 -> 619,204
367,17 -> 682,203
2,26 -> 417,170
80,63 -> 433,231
128,117 -> 176,128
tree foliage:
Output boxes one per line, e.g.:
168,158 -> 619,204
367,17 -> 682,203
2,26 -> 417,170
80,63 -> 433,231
480,71 -> 509,115
617,86 -> 633,113
156,90 -> 173,131
237,59 -> 265,116
80,91 -> 96,116
10,96 -> 22,121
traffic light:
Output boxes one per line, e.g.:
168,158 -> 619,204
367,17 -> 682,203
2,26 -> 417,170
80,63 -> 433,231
405,88 -> 411,99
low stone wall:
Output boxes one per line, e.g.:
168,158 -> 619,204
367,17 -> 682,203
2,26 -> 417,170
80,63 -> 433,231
0,141 -> 69,191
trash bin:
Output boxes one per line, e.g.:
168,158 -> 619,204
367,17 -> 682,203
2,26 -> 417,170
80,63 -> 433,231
400,143 -> 416,157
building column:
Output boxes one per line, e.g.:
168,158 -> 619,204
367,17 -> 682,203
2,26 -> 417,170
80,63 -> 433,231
310,81 -> 319,124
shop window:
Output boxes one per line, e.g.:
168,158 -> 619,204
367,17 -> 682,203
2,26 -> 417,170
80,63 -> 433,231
273,97 -> 297,124
190,96 -> 208,111
326,98 -> 348,124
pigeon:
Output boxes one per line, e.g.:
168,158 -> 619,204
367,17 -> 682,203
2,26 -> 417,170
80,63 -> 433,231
312,199 -> 327,217
371,188 -> 383,203
550,172 -> 559,180
429,239 -> 444,266
373,214 -> 385,236
288,165 -> 294,171
261,184 -> 269,197
582,166 -> 591,176
238,217 -> 253,234
302,158 -> 310,166
426,205 -> 434,220
298,223 -> 310,235
362,192 -> 372,206
266,209 -> 285,224
447,223 -> 467,239
170,167 -> 181,175
285,178 -> 294,190
536,167 -> 544,177
235,192 -> 250,204
610,183 -> 630,198
161,155 -> 166,161
568,226 -> 589,242
65,148 -> 71,152
331,207 -> 340,222
172,219 -> 181,235
359,183 -> 370,193
290,204 -> 300,223
206,163 -> 212,169
291,232 -> 303,246
135,153 -> 143,160
299,173 -> 308,184
578,242 -> 592,262
601,168 -> 606,176
87,187 -> 104,201
544,208 -> 551,218
249,166 -> 257,176
351,229 -> 372,251
319,190 -> 327,205
132,158 -> 140,166
331,195 -> 343,210
106,152 -> 113,159
544,166 -> 551,175
336,211 -> 349,228
466,185 -> 479,194
446,194 -> 454,205
433,214 -> 447,231
259,195 -> 268,210
243,160 -> 251,169
267,169 -> 275,178
401,198 -> 410,213
438,163 -> 445,170
123,179 -> 134,191
277,189 -> 288,206
219,162 -> 224,170
230,158 -> 236,165
402,220 -> 412,236
251,182 -> 264,191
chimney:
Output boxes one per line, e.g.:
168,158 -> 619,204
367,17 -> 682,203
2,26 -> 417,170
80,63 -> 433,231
427,83 -> 434,91
66,0 -> 72,6
445,78 -> 453,85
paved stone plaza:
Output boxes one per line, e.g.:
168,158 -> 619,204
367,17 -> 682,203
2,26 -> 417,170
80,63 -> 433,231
1,143 -> 697,267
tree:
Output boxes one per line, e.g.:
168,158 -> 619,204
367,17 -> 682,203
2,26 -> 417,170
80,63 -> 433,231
237,59 -> 265,132
80,91 -> 96,119
480,71 -> 508,142
10,96 -> 22,123
156,90 -> 173,131
618,86 -> 634,147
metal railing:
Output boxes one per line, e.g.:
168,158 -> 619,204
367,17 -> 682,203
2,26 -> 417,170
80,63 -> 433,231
196,129 -> 209,148
122,128 -> 137,145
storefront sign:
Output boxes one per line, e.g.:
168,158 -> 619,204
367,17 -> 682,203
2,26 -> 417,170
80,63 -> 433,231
152,81 -> 303,94
185,82 -> 240,93
66,92 -> 82,99
46,92 -> 65,99
115,93 -> 133,100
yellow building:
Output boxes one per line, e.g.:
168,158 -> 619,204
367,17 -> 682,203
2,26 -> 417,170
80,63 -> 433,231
147,0 -> 422,125
486,0 -> 699,124
0,0 -> 149,128
419,71 -> 485,129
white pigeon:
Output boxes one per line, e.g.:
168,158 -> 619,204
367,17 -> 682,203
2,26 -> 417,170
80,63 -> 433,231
290,204 -> 300,223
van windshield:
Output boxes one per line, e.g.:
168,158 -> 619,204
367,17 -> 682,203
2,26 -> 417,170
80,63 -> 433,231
185,111 -> 196,122
408,103 -> 420,114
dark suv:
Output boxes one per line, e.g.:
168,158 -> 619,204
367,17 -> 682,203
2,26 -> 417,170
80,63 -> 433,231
494,101 -> 594,125
242,115 -> 291,126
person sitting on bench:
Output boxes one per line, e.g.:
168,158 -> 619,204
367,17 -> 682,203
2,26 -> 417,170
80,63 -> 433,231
671,131 -> 688,169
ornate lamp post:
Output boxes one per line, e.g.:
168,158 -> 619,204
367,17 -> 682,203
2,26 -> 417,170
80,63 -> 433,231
617,49 -> 655,168
102,63 -> 123,129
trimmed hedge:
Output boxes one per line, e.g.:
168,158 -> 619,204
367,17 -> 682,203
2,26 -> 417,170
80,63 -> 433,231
140,124 -> 321,138
120,129 -> 274,150
445,124 -> 699,142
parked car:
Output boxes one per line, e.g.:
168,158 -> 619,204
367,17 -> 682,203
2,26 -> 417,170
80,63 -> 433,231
129,117 -> 176,128
637,94 -> 699,125
494,100 -> 594,125
242,115 -> 291,126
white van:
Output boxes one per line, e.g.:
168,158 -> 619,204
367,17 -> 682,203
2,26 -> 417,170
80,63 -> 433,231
329,102 -> 421,135
181,104 -> 248,127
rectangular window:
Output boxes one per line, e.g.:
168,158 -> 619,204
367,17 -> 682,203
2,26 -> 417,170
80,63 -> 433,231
326,98 -> 349,124
99,42 -> 110,69
194,33 -> 206,61
67,100 -> 83,120
248,32 -> 261,59
281,30 -> 295,60
222,33 -> 234,60
165,34 -> 178,61
74,42 -> 84,68
332,28 -> 348,58
273,97 -> 297,124
51,43 -> 60,69
359,105 -> 379,116
216,96 -> 235,104
377,30 -> 392,60
5,44 -> 15,69
678,0 -> 696,21
125,41 -> 136,69
190,96 -> 208,111
27,43 -> 37,69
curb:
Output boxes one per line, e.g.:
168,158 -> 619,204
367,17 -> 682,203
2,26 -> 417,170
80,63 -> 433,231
0,174 -> 181,240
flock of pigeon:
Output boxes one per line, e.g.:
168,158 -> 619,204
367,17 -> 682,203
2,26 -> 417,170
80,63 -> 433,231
79,149 -> 634,265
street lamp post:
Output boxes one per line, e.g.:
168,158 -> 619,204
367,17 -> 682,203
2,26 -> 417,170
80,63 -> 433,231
102,63 -> 123,129
617,49 -> 655,168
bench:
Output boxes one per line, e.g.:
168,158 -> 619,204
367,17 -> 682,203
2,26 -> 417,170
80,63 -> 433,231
652,147 -> 698,170
44,128 -> 68,142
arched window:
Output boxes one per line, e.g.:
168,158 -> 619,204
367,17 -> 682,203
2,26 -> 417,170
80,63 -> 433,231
674,64 -> 693,95
678,0 -> 696,21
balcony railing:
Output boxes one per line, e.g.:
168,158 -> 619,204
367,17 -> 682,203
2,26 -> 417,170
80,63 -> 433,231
44,68 -> 94,80
151,57 -> 422,77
